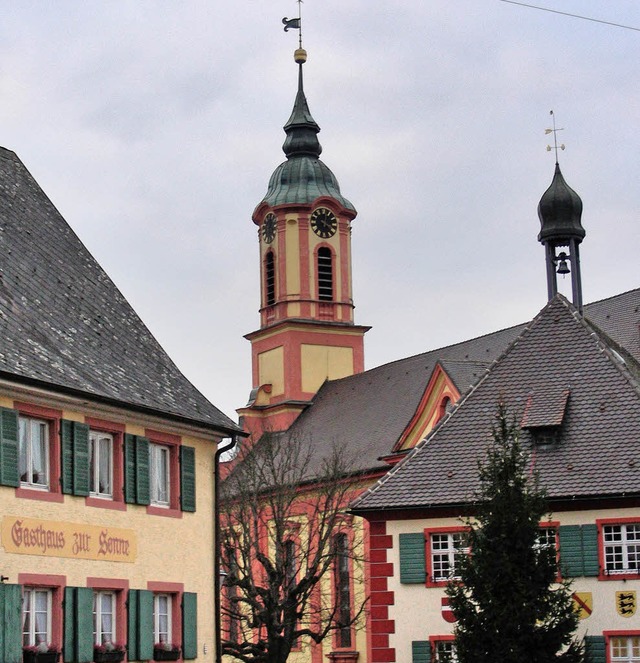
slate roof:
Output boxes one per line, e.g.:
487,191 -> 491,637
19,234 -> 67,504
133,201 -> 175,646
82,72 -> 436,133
352,295 -> 640,512
283,288 -> 640,477
0,147 -> 240,435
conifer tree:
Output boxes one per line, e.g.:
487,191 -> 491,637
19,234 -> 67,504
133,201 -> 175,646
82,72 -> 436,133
445,402 -> 583,663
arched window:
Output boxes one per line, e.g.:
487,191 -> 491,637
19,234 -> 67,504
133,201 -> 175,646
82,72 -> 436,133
317,247 -> 333,301
265,251 -> 276,306
437,396 -> 452,423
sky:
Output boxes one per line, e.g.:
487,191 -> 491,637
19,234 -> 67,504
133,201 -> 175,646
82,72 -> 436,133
0,1 -> 637,423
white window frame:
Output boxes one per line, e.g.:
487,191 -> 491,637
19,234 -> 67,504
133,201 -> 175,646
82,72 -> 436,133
433,640 -> 457,662
153,594 -> 172,645
535,526 -> 558,551
22,587 -> 52,647
89,431 -> 113,499
19,416 -> 49,489
611,635 -> 640,663
603,524 -> 640,575
149,443 -> 171,507
430,532 -> 468,582
93,590 -> 116,646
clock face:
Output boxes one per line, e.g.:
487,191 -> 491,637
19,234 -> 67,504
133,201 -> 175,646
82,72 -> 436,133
262,212 -> 277,244
310,207 -> 338,239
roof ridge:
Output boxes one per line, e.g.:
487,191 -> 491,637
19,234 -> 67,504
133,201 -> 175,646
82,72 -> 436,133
583,286 -> 640,309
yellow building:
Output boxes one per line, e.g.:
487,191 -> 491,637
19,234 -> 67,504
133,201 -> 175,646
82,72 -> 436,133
0,147 -> 241,663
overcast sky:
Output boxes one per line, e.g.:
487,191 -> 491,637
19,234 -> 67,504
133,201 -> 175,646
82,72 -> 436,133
0,1 -> 637,422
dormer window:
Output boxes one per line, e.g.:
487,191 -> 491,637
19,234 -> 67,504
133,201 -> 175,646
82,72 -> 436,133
521,388 -> 570,445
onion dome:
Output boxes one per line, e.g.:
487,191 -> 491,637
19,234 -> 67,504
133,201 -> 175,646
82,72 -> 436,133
537,163 -> 585,244
258,55 -> 355,211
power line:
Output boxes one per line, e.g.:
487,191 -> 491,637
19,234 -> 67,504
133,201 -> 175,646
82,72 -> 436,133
498,0 -> 640,32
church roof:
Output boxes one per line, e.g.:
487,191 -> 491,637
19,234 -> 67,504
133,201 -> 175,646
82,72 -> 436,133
0,147 -> 240,434
257,64 -> 355,212
352,294 -> 640,512
285,288 -> 640,477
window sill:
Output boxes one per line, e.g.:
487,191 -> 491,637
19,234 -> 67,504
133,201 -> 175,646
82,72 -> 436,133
86,496 -> 127,511
15,487 -> 64,503
146,505 -> 183,519
599,570 -> 640,581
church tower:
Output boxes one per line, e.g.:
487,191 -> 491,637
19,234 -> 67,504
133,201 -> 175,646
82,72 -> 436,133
238,46 -> 369,436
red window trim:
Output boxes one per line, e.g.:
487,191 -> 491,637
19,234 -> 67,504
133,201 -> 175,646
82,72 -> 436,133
425,526 -> 469,588
148,581 -> 184,651
87,577 -> 129,647
604,630 -> 640,663
85,417 -> 126,510
597,517 -> 640,581
14,402 -> 63,503
145,429 -> 183,519
18,573 -> 66,649
429,634 -> 455,661
331,527 -> 357,652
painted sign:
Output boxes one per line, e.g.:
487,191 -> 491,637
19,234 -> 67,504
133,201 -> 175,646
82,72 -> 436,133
1,516 -> 137,563
572,592 -> 593,620
616,591 -> 636,618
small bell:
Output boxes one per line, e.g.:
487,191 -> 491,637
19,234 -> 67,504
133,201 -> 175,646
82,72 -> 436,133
556,252 -> 570,275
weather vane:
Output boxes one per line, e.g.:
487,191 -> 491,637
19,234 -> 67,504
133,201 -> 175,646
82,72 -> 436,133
545,110 -> 565,162
283,0 -> 303,50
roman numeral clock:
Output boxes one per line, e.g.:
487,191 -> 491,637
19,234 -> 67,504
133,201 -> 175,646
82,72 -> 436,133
310,207 -> 337,239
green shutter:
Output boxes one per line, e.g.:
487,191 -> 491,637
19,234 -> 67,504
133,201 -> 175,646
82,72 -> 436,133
412,641 -> 431,663
135,436 -> 150,506
0,584 -> 23,663
60,420 -> 74,494
584,635 -> 606,663
0,407 -> 19,488
559,525 -> 600,578
180,446 -> 196,513
399,533 -> 426,584
64,586 -> 76,662
127,589 -> 138,661
137,589 -> 154,661
182,592 -> 198,659
124,435 -> 137,503
72,423 -> 90,497
582,524 -> 600,577
76,587 -> 94,662
559,525 -> 584,576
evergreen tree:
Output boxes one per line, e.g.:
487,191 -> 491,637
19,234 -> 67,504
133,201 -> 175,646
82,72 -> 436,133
445,402 -> 583,663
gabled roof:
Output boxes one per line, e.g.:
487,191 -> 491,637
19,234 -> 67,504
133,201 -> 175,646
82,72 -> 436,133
0,147 -> 240,435
284,289 -> 640,476
352,295 -> 640,512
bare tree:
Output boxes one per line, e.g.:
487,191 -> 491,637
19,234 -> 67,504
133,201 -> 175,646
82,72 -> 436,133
219,431 -> 366,663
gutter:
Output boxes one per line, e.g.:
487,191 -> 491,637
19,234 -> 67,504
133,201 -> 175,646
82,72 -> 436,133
213,435 -> 238,663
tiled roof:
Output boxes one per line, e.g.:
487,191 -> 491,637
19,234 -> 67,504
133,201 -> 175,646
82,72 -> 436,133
282,289 -> 640,478
352,295 -> 640,511
0,147 -> 240,434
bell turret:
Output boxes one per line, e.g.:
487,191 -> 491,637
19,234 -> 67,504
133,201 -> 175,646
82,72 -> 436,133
537,161 -> 585,313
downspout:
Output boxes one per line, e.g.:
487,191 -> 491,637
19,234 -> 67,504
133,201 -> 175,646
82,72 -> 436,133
214,435 -> 238,663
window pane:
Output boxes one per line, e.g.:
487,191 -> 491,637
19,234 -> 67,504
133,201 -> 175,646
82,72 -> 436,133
98,436 -> 112,495
19,418 -> 28,481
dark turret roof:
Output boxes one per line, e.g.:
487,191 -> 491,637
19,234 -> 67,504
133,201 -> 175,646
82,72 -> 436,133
257,64 -> 355,211
538,162 -> 585,244
0,147 -> 240,435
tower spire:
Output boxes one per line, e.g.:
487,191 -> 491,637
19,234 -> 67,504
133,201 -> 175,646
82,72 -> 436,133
538,111 -> 585,313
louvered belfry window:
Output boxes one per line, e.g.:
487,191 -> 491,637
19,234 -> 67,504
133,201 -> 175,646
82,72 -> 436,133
265,251 -> 276,306
317,247 -> 333,301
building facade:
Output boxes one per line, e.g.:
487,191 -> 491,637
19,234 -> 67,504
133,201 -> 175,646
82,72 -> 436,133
0,147 -> 241,663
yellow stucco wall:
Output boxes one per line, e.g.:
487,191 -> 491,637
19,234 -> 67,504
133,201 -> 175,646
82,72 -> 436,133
301,345 -> 353,393
258,346 -> 285,396
0,388 -> 221,662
